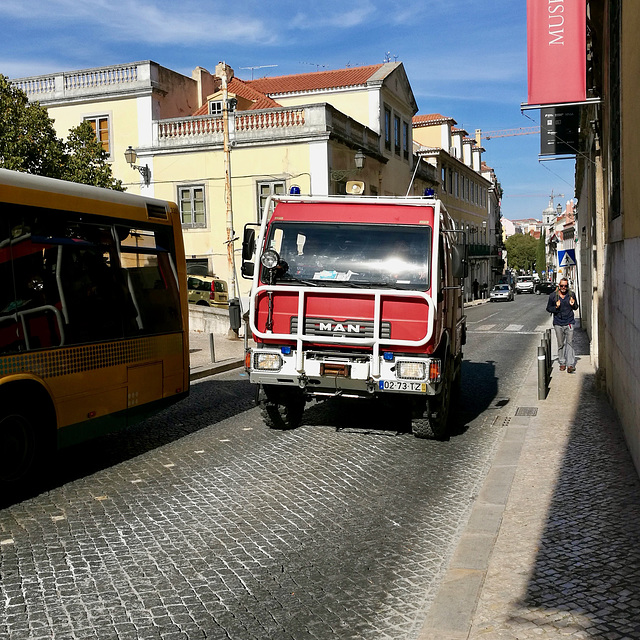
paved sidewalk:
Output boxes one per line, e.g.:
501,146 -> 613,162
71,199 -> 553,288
419,325 -> 640,639
188,330 -> 248,380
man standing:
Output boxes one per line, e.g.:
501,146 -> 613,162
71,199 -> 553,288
546,277 -> 579,372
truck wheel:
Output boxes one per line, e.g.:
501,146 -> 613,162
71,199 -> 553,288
412,360 -> 453,440
257,385 -> 305,430
261,400 -> 304,430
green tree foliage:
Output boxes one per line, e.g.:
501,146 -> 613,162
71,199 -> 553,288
0,74 -> 65,177
62,121 -> 123,190
536,229 -> 547,277
505,233 -> 538,272
0,74 -> 123,190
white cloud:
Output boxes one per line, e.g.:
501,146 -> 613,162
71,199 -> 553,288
0,0 -> 272,45
288,0 -> 376,30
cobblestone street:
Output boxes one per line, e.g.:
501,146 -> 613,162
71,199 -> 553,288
0,368 -> 508,640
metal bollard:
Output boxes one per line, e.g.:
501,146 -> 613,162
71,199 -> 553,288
209,333 -> 216,363
541,334 -> 550,382
545,329 -> 552,376
538,346 -> 548,400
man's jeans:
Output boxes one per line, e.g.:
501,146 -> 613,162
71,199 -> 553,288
554,324 -> 576,367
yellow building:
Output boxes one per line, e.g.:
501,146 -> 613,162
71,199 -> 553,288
412,114 -> 502,297
13,60 -> 500,298
14,60 -> 436,297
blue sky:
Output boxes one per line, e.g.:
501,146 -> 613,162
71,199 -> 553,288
0,0 -> 575,220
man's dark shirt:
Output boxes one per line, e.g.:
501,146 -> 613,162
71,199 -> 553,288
546,289 -> 578,326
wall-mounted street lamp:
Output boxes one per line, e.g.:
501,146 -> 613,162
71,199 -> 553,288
124,146 -> 150,186
331,149 -> 366,182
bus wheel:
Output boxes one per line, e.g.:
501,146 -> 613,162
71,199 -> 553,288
0,409 -> 38,489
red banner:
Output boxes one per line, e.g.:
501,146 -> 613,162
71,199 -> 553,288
527,0 -> 586,105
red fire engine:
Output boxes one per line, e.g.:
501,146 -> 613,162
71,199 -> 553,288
241,188 -> 468,439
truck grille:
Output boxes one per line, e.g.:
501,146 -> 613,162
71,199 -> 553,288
290,317 -> 391,339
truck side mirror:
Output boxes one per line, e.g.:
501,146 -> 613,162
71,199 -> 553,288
241,224 -> 259,278
451,241 -> 469,279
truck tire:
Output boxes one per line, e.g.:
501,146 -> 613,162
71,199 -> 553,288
412,359 -> 453,440
257,385 -> 305,430
261,401 -> 304,430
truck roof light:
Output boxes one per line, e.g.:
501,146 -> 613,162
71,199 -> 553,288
289,185 -> 301,195
424,188 -> 435,196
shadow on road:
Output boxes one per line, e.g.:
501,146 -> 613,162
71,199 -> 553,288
3,376 -> 254,508
299,358 -> 501,441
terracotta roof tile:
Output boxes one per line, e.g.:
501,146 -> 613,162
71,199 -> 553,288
192,77 -> 280,115
247,65 -> 385,95
413,113 -> 457,126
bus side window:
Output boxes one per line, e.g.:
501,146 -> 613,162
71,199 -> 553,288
119,226 -> 181,335
55,223 -> 129,344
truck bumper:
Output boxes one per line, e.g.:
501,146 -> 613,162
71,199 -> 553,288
247,348 -> 442,398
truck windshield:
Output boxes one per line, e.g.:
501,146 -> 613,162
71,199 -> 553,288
264,222 -> 431,288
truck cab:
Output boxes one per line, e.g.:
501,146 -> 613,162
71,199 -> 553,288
242,192 -> 467,439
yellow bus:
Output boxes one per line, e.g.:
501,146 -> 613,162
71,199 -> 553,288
0,168 -> 189,496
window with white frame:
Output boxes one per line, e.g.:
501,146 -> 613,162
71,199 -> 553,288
84,115 -> 110,156
208,101 -> 223,115
179,185 -> 206,228
394,115 -> 401,155
257,181 -> 286,221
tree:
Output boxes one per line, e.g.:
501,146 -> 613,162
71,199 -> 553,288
62,121 -> 123,190
536,229 -> 547,277
0,74 -> 65,177
0,74 -> 123,190
505,233 -> 538,272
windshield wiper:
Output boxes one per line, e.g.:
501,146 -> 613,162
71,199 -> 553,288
279,276 -> 320,287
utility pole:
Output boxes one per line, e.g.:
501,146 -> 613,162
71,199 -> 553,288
216,62 -> 237,310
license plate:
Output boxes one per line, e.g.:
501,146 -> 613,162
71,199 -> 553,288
379,380 -> 426,392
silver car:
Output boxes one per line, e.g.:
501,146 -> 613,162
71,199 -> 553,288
490,284 -> 514,302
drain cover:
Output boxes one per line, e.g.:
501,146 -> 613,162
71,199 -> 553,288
516,406 -> 538,416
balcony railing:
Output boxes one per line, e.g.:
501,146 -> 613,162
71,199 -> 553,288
11,62 -> 149,101
469,244 -> 500,257
154,104 -> 381,155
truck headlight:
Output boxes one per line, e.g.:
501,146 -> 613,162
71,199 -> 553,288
396,361 -> 426,380
254,352 -> 283,371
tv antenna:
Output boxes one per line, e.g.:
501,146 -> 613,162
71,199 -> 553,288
299,62 -> 327,72
384,52 -> 398,63
239,64 -> 277,80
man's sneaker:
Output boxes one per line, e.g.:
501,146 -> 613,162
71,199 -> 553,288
567,366 -> 575,373
559,365 -> 566,371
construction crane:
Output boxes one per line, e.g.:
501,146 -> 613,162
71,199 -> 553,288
505,189 -> 564,203
475,127 -> 540,144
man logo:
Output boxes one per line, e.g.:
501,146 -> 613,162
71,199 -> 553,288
318,322 -> 361,333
